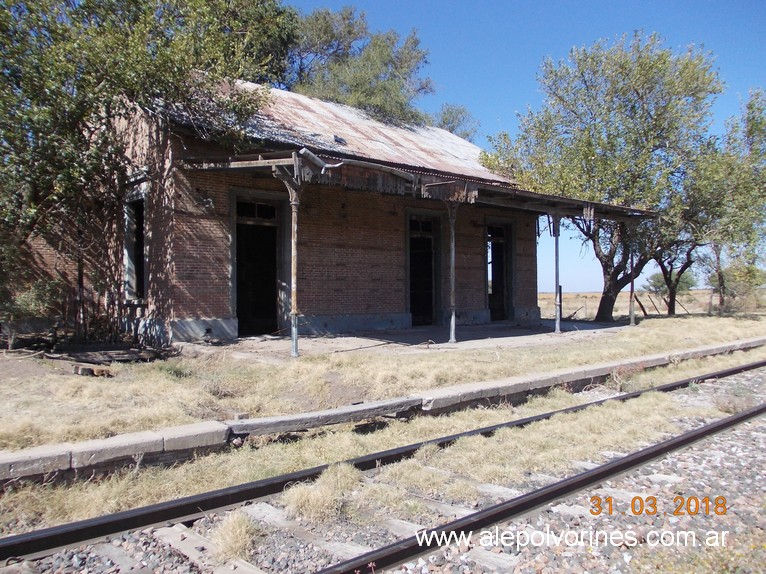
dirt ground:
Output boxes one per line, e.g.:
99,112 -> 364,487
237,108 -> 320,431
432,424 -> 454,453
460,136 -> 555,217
176,317 -> 624,363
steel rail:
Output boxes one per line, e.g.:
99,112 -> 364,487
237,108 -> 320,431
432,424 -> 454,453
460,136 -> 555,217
319,402 -> 766,574
1,358 -> 764,561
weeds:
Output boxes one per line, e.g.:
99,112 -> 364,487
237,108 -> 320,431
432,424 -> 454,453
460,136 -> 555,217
712,394 -> 754,414
281,463 -> 362,521
604,364 -> 643,392
1,316 -> 765,451
630,528 -> 766,574
0,379 -> 726,534
432,393 -> 708,485
153,360 -> 194,379
211,510 -> 262,561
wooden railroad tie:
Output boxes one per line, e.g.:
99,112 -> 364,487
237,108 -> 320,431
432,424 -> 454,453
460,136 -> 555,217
71,363 -> 112,377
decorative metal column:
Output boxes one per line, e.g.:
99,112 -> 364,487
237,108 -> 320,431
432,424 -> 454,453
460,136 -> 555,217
629,250 -> 636,326
553,215 -> 562,334
447,202 -> 459,343
274,164 -> 304,358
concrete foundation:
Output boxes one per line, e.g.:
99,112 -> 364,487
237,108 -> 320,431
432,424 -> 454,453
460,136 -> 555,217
170,318 -> 238,343
298,312 -> 412,334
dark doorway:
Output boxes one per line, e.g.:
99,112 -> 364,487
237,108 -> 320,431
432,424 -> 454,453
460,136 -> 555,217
125,199 -> 145,300
487,225 -> 508,321
236,203 -> 279,336
409,216 -> 438,326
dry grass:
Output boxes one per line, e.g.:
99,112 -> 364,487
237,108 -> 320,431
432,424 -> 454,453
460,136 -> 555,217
0,397 -> 562,533
0,322 -> 762,535
601,345 -> 766,393
354,482 -> 438,526
280,463 -> 362,521
376,457 -> 479,503
711,382 -> 758,414
211,510 -> 262,561
0,351 -> 733,536
431,393 -> 711,485
539,289 -> 765,320
1,315 -> 764,450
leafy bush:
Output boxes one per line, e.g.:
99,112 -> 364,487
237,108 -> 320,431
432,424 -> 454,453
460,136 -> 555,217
707,263 -> 766,312
0,279 -> 66,349
645,271 -> 697,298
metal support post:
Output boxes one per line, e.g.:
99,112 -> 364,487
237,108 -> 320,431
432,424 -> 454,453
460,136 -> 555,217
274,162 -> 303,358
447,203 -> 458,343
289,194 -> 300,356
553,215 -> 562,334
629,250 -> 636,326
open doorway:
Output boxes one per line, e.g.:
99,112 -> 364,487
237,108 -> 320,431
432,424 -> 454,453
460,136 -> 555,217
236,201 -> 278,336
487,225 -> 509,321
409,215 -> 439,326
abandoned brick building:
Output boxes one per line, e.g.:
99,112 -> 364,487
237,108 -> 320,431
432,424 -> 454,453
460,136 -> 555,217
120,84 -> 645,351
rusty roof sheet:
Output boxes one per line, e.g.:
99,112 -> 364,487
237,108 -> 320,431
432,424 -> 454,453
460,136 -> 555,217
241,83 -> 510,184
179,83 -> 653,220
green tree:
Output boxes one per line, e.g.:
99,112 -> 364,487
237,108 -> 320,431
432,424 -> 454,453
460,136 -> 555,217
285,6 -> 368,88
645,270 -> 696,314
650,189 -> 701,317
288,6 -> 434,124
481,33 -> 722,321
705,263 -> 766,312
691,90 -> 766,312
431,103 -> 480,142
0,0 -> 295,338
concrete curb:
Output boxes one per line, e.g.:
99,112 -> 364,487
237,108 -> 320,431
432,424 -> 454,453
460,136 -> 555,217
2,335 -> 764,483
228,398 -> 422,436
417,335 -> 766,411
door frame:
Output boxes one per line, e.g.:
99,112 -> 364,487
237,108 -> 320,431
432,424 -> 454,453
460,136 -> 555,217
485,219 -> 514,321
229,188 -> 290,336
405,208 -> 443,326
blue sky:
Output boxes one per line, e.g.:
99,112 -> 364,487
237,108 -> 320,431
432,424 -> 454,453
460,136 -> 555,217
287,0 -> 766,292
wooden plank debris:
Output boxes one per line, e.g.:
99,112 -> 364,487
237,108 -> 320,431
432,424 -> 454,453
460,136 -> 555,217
71,363 -> 112,377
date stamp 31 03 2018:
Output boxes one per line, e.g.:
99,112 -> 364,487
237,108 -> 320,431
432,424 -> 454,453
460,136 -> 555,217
589,494 -> 729,517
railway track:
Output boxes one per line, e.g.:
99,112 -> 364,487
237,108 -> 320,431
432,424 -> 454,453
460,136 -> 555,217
2,359 -> 765,573
320,403 -> 765,574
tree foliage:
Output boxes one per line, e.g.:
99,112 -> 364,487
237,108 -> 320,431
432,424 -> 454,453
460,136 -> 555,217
431,103 -> 480,142
647,270 -> 697,296
285,6 -> 368,88
481,32 -> 723,321
645,270 -> 696,315
287,6 -> 434,124
705,263 -> 766,313
698,90 -> 766,311
0,0 -> 295,337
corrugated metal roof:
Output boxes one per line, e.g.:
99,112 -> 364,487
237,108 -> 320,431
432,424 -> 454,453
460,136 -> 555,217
181,82 -> 652,220
241,83 -> 510,184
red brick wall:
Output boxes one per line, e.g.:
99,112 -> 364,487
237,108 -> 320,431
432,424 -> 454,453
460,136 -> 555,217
298,185 -> 406,315
298,186 -> 539,318
169,163 -> 540,326
22,118 -> 541,342
169,163 -> 285,321
450,204 -> 539,315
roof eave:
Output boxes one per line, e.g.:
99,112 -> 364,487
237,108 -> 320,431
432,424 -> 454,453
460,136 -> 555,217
182,145 -> 655,222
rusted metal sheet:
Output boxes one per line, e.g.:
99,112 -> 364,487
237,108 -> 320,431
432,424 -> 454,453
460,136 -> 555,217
240,84 -> 505,183
180,83 -> 654,220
